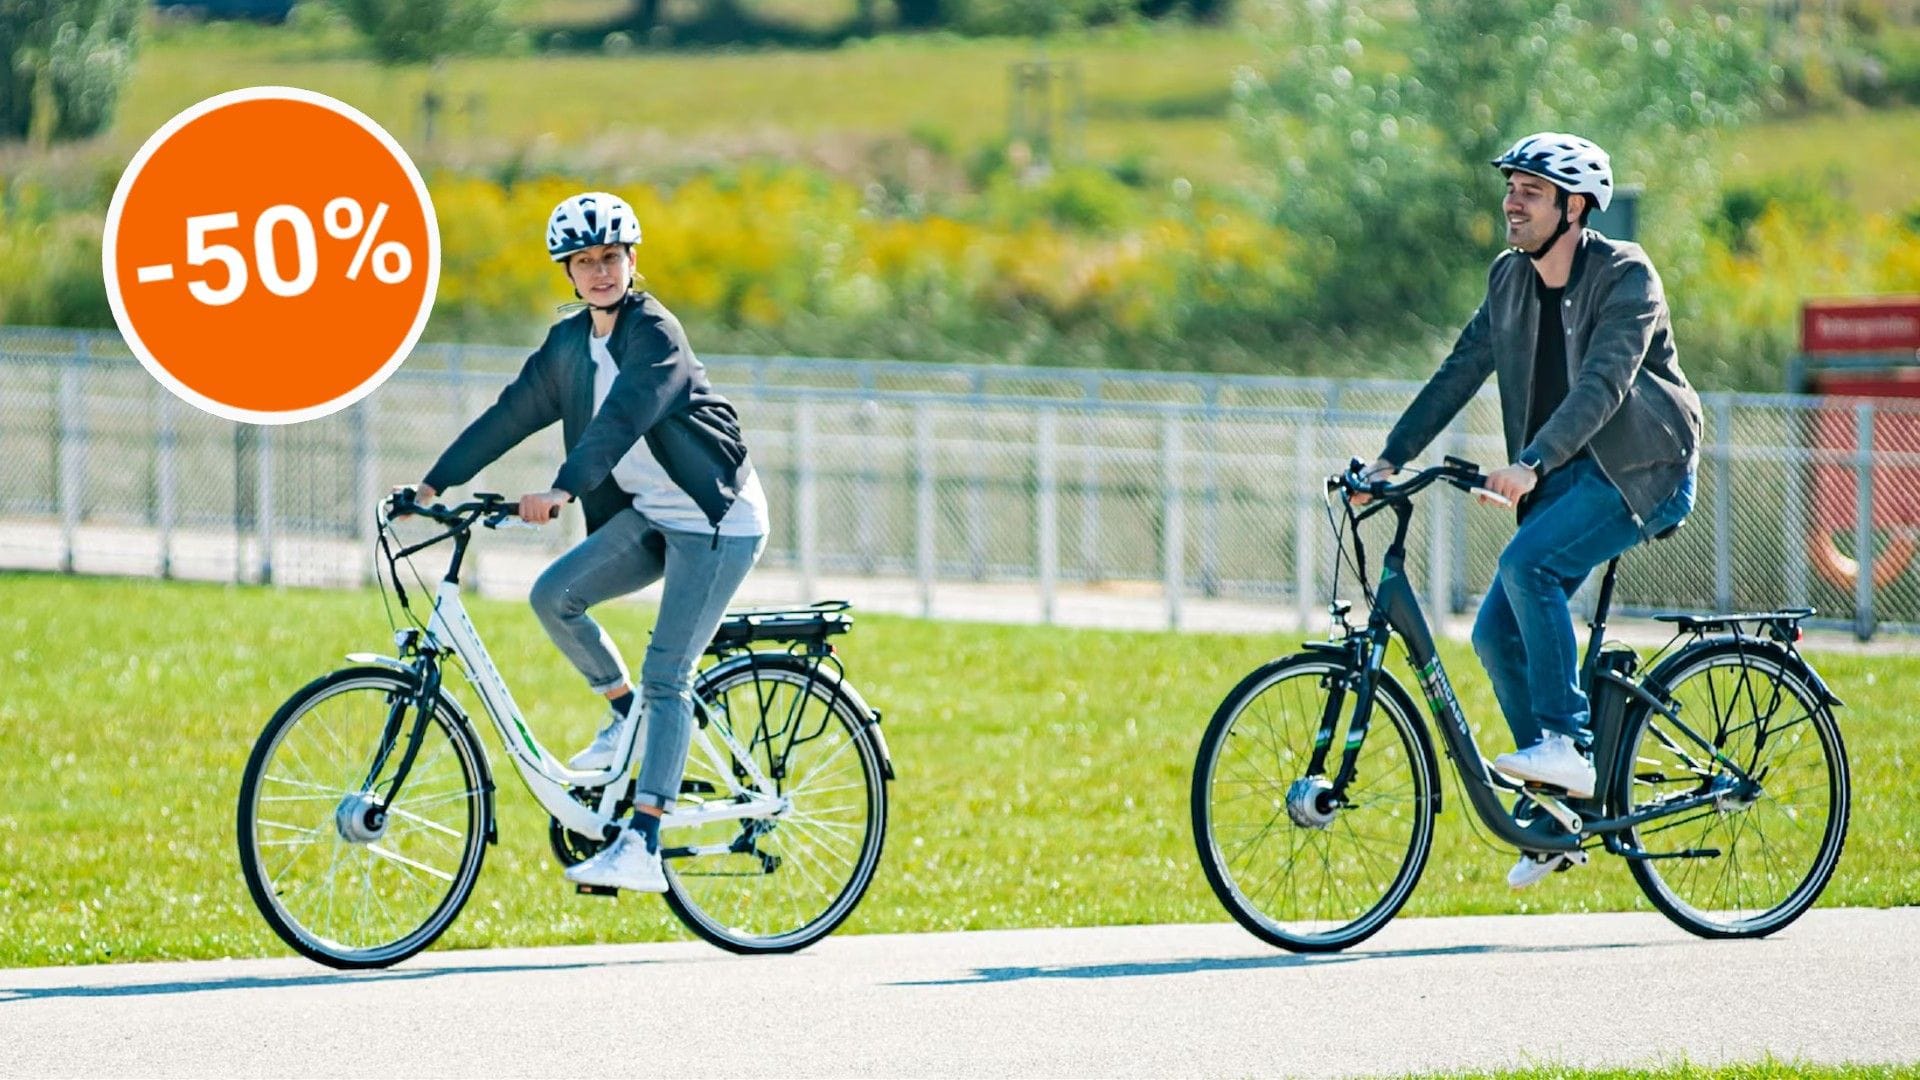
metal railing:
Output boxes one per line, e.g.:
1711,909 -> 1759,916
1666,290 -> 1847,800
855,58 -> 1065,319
5,327 -> 1917,639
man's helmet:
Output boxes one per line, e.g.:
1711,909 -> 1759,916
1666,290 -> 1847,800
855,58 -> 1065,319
546,192 -> 641,262
1491,133 -> 1613,213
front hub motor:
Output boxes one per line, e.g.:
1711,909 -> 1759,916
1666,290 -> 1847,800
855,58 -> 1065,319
1285,777 -> 1339,829
333,791 -> 388,844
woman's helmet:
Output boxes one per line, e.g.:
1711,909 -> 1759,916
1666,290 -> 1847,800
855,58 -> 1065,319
546,192 -> 641,262
1490,132 -> 1613,212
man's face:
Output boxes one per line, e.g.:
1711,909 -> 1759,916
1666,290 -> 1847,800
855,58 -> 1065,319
1502,172 -> 1577,250
565,243 -> 632,305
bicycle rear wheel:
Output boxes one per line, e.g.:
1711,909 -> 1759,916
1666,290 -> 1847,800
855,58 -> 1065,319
1192,654 -> 1435,952
237,667 -> 490,969
1616,643 -> 1849,939
663,657 -> 888,954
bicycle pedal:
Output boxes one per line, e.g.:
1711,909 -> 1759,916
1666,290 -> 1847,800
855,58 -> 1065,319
574,883 -> 619,898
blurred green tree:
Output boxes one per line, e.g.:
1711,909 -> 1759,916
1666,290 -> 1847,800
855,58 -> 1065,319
0,0 -> 139,143
1234,0 -> 1778,331
333,0 -> 504,64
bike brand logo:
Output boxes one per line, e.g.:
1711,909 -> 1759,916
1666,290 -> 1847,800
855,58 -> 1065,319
1416,658 -> 1469,739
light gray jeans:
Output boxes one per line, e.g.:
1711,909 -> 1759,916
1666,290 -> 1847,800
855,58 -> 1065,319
529,508 -> 765,811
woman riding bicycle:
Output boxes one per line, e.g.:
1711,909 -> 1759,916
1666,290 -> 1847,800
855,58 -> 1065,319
412,191 -> 769,894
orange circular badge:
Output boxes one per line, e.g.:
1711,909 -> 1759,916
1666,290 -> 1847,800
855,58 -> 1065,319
103,86 -> 439,424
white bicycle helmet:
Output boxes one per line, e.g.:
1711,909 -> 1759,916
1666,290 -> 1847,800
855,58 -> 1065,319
546,191 -> 641,262
1491,132 -> 1613,212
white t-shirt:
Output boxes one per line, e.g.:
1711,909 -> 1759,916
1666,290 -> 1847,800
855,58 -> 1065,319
589,330 -> 769,536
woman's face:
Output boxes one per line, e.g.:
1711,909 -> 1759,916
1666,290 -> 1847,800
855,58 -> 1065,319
565,243 -> 632,305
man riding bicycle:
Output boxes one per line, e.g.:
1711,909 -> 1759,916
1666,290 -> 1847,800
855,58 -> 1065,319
1360,133 -> 1703,889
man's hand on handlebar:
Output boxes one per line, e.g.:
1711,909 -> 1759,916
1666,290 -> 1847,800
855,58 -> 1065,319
1480,463 -> 1537,506
1349,458 -> 1398,506
519,488 -> 573,525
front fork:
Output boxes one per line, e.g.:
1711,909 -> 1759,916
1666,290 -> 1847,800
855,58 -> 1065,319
359,651 -> 444,816
1304,625 -> 1389,804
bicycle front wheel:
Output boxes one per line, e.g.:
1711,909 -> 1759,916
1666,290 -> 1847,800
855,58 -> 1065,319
1192,653 -> 1435,952
237,667 -> 491,969
1616,643 -> 1849,939
663,658 -> 888,954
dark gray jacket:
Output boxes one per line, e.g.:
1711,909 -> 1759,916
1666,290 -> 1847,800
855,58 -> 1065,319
1381,231 -> 1702,533
423,291 -> 750,536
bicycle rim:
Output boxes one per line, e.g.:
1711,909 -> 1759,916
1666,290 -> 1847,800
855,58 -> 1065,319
1194,656 -> 1433,952
1621,649 -> 1848,938
663,663 -> 886,953
238,671 -> 489,968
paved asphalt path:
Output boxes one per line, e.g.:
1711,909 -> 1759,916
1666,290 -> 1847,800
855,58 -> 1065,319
3,910 -> 1915,1077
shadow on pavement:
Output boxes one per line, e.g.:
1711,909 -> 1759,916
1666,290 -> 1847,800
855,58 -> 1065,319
0,957 -> 661,1004
890,940 -> 1658,987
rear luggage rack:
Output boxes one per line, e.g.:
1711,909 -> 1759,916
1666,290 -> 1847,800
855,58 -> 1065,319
705,600 -> 854,654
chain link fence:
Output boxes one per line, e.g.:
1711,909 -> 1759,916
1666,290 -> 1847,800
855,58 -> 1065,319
5,327 -> 1917,638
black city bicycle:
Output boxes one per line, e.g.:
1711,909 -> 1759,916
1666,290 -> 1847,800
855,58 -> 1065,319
238,491 -> 894,968
1191,457 -> 1850,951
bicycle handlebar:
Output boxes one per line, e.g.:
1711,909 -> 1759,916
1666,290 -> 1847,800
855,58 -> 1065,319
1326,455 -> 1497,508
385,488 -> 525,529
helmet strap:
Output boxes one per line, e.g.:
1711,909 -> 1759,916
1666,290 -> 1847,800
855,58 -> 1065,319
1526,188 -> 1574,261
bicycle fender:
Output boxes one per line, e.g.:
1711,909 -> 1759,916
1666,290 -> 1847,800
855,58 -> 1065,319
701,653 -> 895,782
1646,637 -> 1844,712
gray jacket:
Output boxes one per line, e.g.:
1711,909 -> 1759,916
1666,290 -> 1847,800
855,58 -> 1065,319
423,291 -> 750,536
1381,231 -> 1702,533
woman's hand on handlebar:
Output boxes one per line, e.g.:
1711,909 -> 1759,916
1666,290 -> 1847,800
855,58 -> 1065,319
1349,458 -> 1398,506
519,488 -> 573,525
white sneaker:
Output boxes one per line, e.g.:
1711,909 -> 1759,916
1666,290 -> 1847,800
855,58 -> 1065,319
568,702 -> 637,771
1492,733 -> 1596,799
1507,850 -> 1580,889
564,829 -> 668,893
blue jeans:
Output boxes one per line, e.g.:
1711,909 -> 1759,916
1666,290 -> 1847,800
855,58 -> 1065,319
529,509 -> 765,810
1471,457 -> 1695,750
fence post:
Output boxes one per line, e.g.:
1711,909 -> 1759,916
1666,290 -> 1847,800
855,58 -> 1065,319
1429,429 -> 1458,620
355,398 -> 379,586
1037,407 -> 1059,623
856,402 -> 878,574
796,397 -> 818,603
1713,396 -> 1734,613
57,364 -> 81,574
1295,416 -> 1317,633
1080,397 -> 1102,583
1199,387 -> 1220,599
257,424 -> 274,585
1854,401 -> 1876,641
968,375 -> 988,581
1163,411 -> 1184,630
157,391 -> 176,580
915,402 -> 936,618
1783,403 -> 1810,610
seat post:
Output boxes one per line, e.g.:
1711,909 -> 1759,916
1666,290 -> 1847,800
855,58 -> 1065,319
1579,557 -> 1622,693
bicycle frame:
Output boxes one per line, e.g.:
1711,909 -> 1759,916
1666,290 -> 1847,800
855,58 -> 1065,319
361,505 -> 789,847
1326,467 -> 1763,854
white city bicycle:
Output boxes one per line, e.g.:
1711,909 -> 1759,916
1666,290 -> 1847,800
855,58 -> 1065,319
237,490 -> 894,969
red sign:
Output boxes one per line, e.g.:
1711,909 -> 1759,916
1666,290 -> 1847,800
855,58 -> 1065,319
1802,297 -> 1920,353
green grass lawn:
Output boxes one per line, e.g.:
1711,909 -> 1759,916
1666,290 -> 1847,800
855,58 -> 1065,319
0,571 -> 1914,968
115,23 -> 1263,186
1723,106 -> 1920,215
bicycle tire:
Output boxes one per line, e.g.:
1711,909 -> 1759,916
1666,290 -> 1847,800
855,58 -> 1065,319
1615,640 -> 1849,939
237,666 -> 491,969
1192,653 -> 1436,952
662,656 -> 888,954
